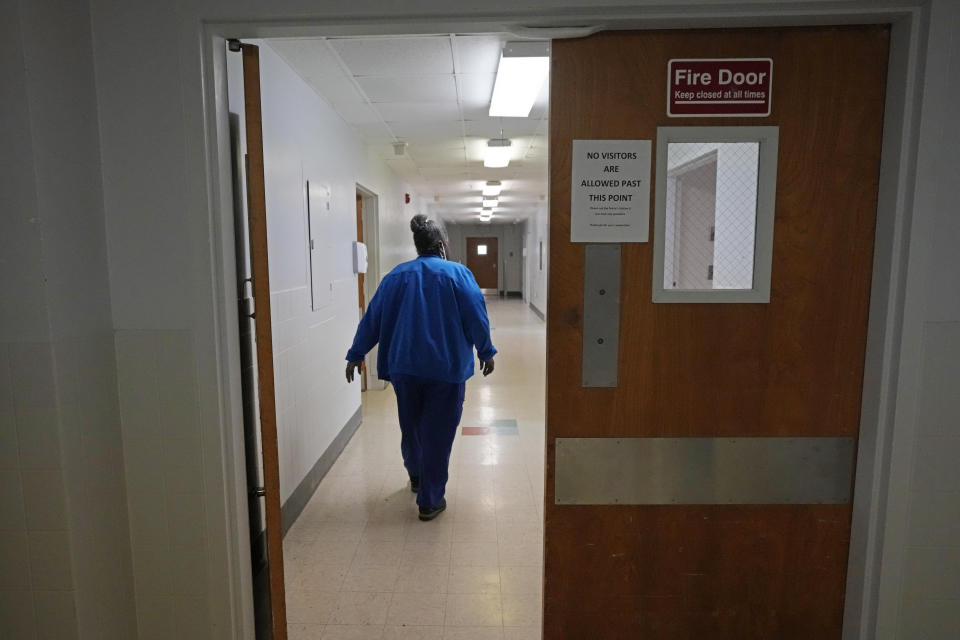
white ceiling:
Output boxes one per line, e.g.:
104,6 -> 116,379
269,35 -> 549,224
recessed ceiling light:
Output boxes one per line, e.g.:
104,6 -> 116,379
482,180 -> 503,197
489,42 -> 550,118
484,138 -> 512,168
482,196 -> 499,207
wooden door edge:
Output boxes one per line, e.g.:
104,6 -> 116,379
241,43 -> 287,640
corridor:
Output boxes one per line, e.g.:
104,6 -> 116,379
283,299 -> 546,640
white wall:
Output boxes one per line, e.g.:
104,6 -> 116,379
525,202 -> 549,317
873,1 -> 960,636
1,1 -> 136,638
0,2 -> 944,639
226,41 -> 420,504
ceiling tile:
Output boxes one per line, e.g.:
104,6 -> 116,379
409,147 -> 470,165
309,76 -> 366,105
377,102 -> 462,123
463,118 -> 546,139
269,39 -> 347,78
456,74 -> 495,110
388,121 -> 464,140
331,37 -> 453,76
452,36 -> 503,74
356,75 -> 458,103
350,122 -> 394,141
336,103 -> 384,125
408,138 -> 466,152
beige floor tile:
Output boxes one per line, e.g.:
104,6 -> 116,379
451,519 -> 498,543
444,593 -> 502,627
407,519 -> 454,544
385,592 -> 447,627
494,504 -> 538,522
361,520 -> 412,542
449,500 -> 497,521
353,540 -> 405,568
307,538 -> 362,564
394,564 -> 449,594
382,626 -> 443,640
500,594 -> 541,628
327,591 -> 392,626
285,537 -> 318,565
297,520 -> 367,541
497,542 -> 542,567
311,501 -> 382,523
292,564 -> 348,592
288,623 -> 325,640
442,628 -> 504,640
502,628 -> 540,640
321,625 -> 386,640
499,566 -> 541,595
286,590 -> 338,624
495,522 -> 542,546
341,564 -> 401,592
401,540 -> 452,566
451,542 -> 499,567
447,566 -> 500,595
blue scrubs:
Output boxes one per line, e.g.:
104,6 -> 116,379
392,375 -> 464,509
346,255 -> 497,509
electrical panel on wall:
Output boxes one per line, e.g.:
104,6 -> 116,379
306,181 -> 333,312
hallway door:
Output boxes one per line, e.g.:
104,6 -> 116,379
546,27 -> 888,638
466,236 -> 499,290
237,42 -> 287,640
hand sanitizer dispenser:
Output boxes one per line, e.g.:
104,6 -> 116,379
352,241 -> 368,274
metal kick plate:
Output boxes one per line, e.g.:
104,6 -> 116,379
582,245 -> 621,387
555,437 -> 855,505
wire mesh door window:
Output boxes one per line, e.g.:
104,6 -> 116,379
663,142 -> 760,291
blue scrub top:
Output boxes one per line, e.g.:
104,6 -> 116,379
346,255 -> 498,384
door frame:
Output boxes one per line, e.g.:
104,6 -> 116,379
355,183 -> 386,390
198,5 -> 930,638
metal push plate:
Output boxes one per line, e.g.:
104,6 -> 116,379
582,245 -> 621,387
555,436 -> 855,505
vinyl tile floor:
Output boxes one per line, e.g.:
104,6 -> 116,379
284,299 -> 546,640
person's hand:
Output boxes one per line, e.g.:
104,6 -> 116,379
345,361 -> 362,383
480,358 -> 495,377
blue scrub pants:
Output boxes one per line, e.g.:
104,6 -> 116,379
391,375 -> 465,510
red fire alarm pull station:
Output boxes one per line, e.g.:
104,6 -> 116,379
405,193 -> 410,204
668,58 -> 773,117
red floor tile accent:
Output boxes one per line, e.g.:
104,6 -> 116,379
461,426 -> 490,435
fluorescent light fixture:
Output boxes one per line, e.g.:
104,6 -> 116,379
484,138 -> 512,168
482,196 -> 499,207
489,42 -> 550,118
482,181 -> 503,197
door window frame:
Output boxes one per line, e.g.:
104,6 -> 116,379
652,126 -> 779,303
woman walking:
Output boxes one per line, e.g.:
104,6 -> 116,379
345,215 -> 497,520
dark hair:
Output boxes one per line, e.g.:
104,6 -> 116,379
410,214 -> 447,257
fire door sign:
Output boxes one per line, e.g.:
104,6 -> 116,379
668,58 -> 773,117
